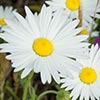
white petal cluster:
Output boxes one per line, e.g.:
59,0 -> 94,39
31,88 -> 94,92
0,0 -> 100,99
46,0 -> 100,26
0,6 -> 17,29
61,44 -> 100,100
0,6 -> 16,20
0,5 -> 89,84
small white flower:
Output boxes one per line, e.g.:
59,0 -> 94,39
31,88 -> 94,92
0,6 -> 17,27
80,23 -> 99,37
0,5 -> 89,84
46,0 -> 100,26
61,44 -> 100,100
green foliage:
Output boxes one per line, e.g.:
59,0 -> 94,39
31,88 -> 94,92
56,89 -> 71,100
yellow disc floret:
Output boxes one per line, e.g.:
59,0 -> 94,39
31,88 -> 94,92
79,67 -> 97,84
32,38 -> 54,57
80,29 -> 89,35
0,18 -> 6,26
65,0 -> 80,11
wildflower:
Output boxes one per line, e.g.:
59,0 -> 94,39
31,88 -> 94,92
80,23 -> 99,37
0,5 -> 89,84
0,6 -> 17,27
61,44 -> 100,100
46,0 -> 100,26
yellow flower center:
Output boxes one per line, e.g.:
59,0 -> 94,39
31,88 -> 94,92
32,38 -> 54,57
79,67 -> 97,84
80,29 -> 89,35
65,0 -> 80,11
0,18 -> 6,26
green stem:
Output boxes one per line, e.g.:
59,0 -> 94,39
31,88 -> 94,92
36,90 -> 58,100
29,83 -> 36,100
5,85 -> 20,100
22,71 -> 34,100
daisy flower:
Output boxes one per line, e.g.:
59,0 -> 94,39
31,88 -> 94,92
61,44 -> 100,100
80,23 -> 99,37
46,0 -> 100,26
0,5 -> 89,84
0,6 -> 17,28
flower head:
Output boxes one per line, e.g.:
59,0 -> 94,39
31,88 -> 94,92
80,23 -> 99,38
0,6 -> 17,27
46,0 -> 100,26
0,5 -> 89,84
61,44 -> 100,100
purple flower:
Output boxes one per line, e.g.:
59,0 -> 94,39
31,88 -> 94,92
94,37 -> 100,48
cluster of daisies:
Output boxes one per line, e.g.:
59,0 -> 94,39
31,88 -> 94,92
0,0 -> 100,100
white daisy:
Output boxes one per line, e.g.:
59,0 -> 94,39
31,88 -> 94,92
0,5 -> 89,84
0,6 -> 17,28
61,44 -> 100,100
80,23 -> 99,37
46,0 -> 100,26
